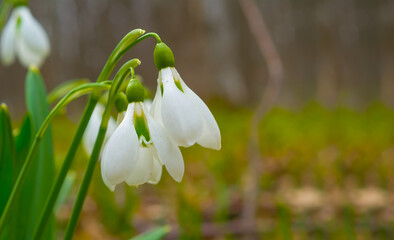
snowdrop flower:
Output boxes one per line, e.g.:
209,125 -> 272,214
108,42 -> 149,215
1,6 -> 50,68
83,104 -> 117,156
101,79 -> 184,191
150,43 -> 221,149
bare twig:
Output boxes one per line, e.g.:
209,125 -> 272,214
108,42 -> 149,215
238,0 -> 284,238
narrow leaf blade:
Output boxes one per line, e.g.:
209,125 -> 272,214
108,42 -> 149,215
23,67 -> 56,239
0,103 -> 15,215
14,114 -> 32,173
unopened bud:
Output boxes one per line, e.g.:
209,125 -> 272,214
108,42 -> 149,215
153,43 -> 175,70
114,92 -> 128,112
126,78 -> 145,103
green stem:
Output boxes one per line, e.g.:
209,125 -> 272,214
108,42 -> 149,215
31,96 -> 97,240
63,60 -> 139,240
28,30 -> 159,240
63,125 -> 107,240
116,33 -> 161,62
0,83 -> 109,236
29,30 -> 152,240
97,29 -> 147,83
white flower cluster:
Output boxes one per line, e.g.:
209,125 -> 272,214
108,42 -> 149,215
85,67 -> 221,191
1,6 -> 50,68
0,5 -> 220,190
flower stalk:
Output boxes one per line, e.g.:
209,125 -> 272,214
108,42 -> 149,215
63,59 -> 140,240
31,30 -> 161,239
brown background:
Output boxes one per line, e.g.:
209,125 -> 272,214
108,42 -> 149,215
1,0 -> 393,118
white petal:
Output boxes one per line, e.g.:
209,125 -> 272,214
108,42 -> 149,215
161,68 -> 203,147
143,99 -> 152,111
150,80 -> 163,124
148,157 -> 162,184
83,104 -> 104,155
18,7 -> 50,55
1,16 -> 16,65
13,7 -> 49,67
107,116 -> 117,137
83,104 -> 116,156
101,104 -> 138,191
173,68 -> 221,150
144,104 -> 184,182
16,36 -> 44,68
125,146 -> 153,186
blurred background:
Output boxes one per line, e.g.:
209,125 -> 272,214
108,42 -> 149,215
1,0 -> 394,239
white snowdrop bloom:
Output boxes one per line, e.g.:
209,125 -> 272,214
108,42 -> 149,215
101,102 -> 184,191
150,67 -> 221,150
83,104 -> 117,156
1,6 -> 50,68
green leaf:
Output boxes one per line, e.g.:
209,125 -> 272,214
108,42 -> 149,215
14,114 -> 32,173
0,103 -> 15,215
129,226 -> 171,240
13,67 -> 56,240
3,114 -> 33,240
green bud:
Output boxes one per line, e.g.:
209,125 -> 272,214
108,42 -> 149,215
153,43 -> 175,70
126,78 -> 145,103
115,92 -> 128,112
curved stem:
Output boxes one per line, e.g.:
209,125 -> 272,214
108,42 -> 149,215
0,83 -> 110,235
29,30 -> 158,240
63,61 -> 139,240
96,30 -> 160,83
37,83 -> 111,139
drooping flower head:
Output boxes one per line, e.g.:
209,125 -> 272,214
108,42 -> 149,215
1,6 -> 50,68
101,78 -> 184,191
150,43 -> 221,150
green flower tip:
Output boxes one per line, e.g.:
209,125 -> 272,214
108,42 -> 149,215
0,103 -> 8,112
134,59 -> 142,67
154,42 -> 175,70
29,65 -> 40,74
137,29 -> 145,35
126,79 -> 145,103
115,92 -> 128,112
